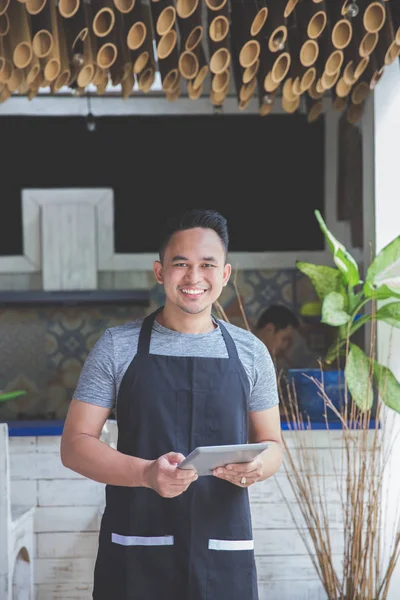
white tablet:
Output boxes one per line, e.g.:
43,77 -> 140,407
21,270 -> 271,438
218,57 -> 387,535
177,442 -> 270,476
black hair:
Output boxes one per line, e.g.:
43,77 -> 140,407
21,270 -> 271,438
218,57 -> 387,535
255,304 -> 299,332
158,209 -> 229,262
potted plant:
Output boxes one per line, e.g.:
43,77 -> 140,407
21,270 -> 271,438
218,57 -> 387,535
287,209 -> 400,420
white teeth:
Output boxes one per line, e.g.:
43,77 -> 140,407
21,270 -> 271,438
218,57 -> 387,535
181,289 -> 205,295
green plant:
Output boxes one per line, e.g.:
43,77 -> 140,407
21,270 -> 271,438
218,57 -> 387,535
296,209 -> 400,414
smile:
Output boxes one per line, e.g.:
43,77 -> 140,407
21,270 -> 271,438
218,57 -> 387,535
181,289 -> 207,295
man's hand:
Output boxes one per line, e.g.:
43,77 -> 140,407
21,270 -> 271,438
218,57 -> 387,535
143,452 -> 198,498
212,456 -> 264,488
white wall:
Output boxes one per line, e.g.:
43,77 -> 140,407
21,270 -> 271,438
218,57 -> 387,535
372,61 -> 400,600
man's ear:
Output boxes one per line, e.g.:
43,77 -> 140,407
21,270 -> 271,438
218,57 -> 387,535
223,262 -> 232,286
153,260 -> 163,284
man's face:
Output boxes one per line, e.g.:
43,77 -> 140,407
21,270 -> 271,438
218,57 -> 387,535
261,324 -> 296,358
153,227 -> 231,316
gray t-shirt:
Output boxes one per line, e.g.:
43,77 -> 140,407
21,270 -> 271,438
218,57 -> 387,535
73,317 -> 279,412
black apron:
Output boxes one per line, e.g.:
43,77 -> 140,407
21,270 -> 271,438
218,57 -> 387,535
93,308 -> 259,600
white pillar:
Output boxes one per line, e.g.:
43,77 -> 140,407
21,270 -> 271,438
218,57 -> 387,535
373,60 -> 400,600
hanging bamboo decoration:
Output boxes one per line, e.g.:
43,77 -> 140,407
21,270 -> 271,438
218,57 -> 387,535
363,1 -> 386,33
324,1 -> 353,51
28,2 -> 55,59
93,5 -> 119,70
8,0 -> 33,68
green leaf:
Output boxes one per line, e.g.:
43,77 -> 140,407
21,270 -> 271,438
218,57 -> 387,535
373,362 -> 400,414
375,302 -> 400,329
364,279 -> 400,300
0,390 -> 27,403
321,292 -> 351,326
315,210 -> 361,287
365,236 -> 400,299
345,344 -> 374,411
296,261 -> 346,302
299,300 -> 322,317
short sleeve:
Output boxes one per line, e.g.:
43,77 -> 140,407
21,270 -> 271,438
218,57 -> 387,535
72,329 -> 116,409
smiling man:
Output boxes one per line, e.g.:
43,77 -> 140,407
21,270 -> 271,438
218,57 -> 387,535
60,208 -> 282,600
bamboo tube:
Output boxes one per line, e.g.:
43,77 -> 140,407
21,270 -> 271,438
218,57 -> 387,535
157,28 -> 179,90
121,69 -> 134,97
92,6 -> 115,38
346,100 -> 365,123
209,46 -> 231,74
295,1 -> 327,40
363,1 -> 386,33
307,99 -> 323,122
324,1 -> 353,50
230,0 -> 260,69
25,52 -> 40,84
270,51 -> 291,83
301,66 -> 317,92
359,31 -> 378,57
0,11 -> 9,36
284,0 -> 299,19
7,67 -> 24,92
188,33 -> 207,82
250,0 -> 268,38
336,75 -> 352,97
148,0 -> 176,48
166,86 -> 181,101
187,78 -> 203,99
259,89 -> 276,116
178,49 -> 198,79
0,37 -> 13,82
210,87 -> 227,106
59,0 -> 88,54
96,42 -> 117,68
26,0 -> 46,14
318,26 -> 344,75
138,65 -> 155,91
282,94 -> 300,113
28,0 -> 55,59
388,1 -> 400,43
0,0 -> 10,16
0,85 -> 11,102
374,12 -> 396,66
299,39 -> 319,67
243,59 -> 259,83
43,0 -> 62,81
321,67 -> 340,90
282,76 -> 297,101
211,68 -> 230,93
332,95 -> 348,111
351,80 -> 370,104
8,1 -> 33,68
191,64 -> 208,89
308,80 -> 324,99
176,0 -> 202,48
262,2 -> 287,52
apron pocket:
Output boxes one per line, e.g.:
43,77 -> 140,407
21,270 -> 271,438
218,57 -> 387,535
118,534 -> 177,599
206,537 -> 255,599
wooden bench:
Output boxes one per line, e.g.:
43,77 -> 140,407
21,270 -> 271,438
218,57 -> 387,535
0,423 -> 35,600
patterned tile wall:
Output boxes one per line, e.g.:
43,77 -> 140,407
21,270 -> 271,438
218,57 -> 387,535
0,269 -> 328,420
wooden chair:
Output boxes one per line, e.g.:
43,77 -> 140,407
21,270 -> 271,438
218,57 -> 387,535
0,423 -> 35,600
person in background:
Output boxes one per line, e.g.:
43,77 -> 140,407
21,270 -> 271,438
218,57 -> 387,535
60,208 -> 283,600
253,304 -> 300,363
